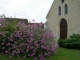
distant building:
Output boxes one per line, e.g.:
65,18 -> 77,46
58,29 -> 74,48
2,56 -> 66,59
5,18 -> 28,24
46,0 -> 80,44
0,18 -> 28,26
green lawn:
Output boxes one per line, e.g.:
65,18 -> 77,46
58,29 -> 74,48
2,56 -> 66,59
0,48 -> 80,60
46,48 -> 80,60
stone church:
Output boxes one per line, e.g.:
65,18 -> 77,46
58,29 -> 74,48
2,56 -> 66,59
46,0 -> 80,43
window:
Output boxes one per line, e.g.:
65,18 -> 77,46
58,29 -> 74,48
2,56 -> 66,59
65,4 -> 68,14
61,0 -> 64,3
59,6 -> 61,15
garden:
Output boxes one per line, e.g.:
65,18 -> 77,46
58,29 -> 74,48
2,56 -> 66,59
0,18 -> 80,60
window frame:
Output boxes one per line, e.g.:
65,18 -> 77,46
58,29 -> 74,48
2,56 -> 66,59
61,0 -> 64,3
65,4 -> 68,14
59,6 -> 61,15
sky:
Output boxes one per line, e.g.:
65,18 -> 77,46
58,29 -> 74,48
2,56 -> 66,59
0,0 -> 54,23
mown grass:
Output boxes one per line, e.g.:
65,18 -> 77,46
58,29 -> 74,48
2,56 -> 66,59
0,48 -> 80,60
46,48 -> 80,60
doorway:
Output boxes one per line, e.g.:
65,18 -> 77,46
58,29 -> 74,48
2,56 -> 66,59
60,19 -> 67,39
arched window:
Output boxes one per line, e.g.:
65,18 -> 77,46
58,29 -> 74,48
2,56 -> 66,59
59,6 -> 61,15
61,0 -> 64,3
65,4 -> 68,14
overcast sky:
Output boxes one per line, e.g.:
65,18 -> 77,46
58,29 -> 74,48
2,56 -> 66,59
0,0 -> 54,23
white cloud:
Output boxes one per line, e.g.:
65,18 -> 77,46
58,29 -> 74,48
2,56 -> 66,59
0,0 -> 54,23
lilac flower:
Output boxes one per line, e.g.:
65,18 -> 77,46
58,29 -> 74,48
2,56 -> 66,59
26,49 -> 29,52
18,50 -> 20,53
34,42 -> 39,47
12,53 -> 14,56
0,32 -> 4,36
28,54 -> 34,57
39,22 -> 43,27
2,42 -> 4,45
2,47 -> 4,50
51,46 -> 55,51
35,44 -> 39,47
33,49 -> 36,52
16,52 -> 18,54
45,46 -> 50,50
13,50 -> 16,53
38,34 -> 41,37
48,52 -> 51,55
30,46 -> 34,49
33,24 -> 37,29
0,18 -> 5,23
23,55 -> 26,58
44,53 -> 48,56
40,40 -> 46,44
30,33 -> 34,37
38,55 -> 44,60
7,43 -> 10,46
5,50 -> 8,53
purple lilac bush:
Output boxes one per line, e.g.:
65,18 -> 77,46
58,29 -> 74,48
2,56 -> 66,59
0,21 -> 57,60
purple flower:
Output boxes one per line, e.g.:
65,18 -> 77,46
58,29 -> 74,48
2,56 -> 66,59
5,50 -> 8,53
2,42 -> 4,45
48,52 -> 51,55
7,43 -> 10,45
23,55 -> 26,58
45,46 -> 50,50
26,49 -> 29,52
39,22 -> 43,27
28,54 -> 33,57
41,40 -> 46,44
38,34 -> 41,37
52,46 -> 55,51
18,50 -> 20,53
33,49 -> 36,52
29,33 -> 34,37
41,45 -> 45,49
16,52 -> 18,54
0,18 -> 5,23
35,44 -> 39,47
44,53 -> 48,56
2,47 -> 4,50
38,55 -> 44,60
10,39 -> 13,42
30,46 -> 34,49
13,50 -> 16,53
12,53 -> 14,56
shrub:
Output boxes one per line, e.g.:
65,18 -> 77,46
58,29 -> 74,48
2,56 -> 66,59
58,34 -> 80,49
0,32 -> 5,52
0,21 -> 18,33
0,21 -> 56,60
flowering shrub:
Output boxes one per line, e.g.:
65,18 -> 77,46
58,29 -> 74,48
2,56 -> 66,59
0,21 -> 57,60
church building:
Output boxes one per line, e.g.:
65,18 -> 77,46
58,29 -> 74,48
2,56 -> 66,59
46,0 -> 80,43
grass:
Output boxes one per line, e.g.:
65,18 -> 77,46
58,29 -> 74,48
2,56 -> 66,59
46,48 -> 80,60
0,48 -> 80,60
